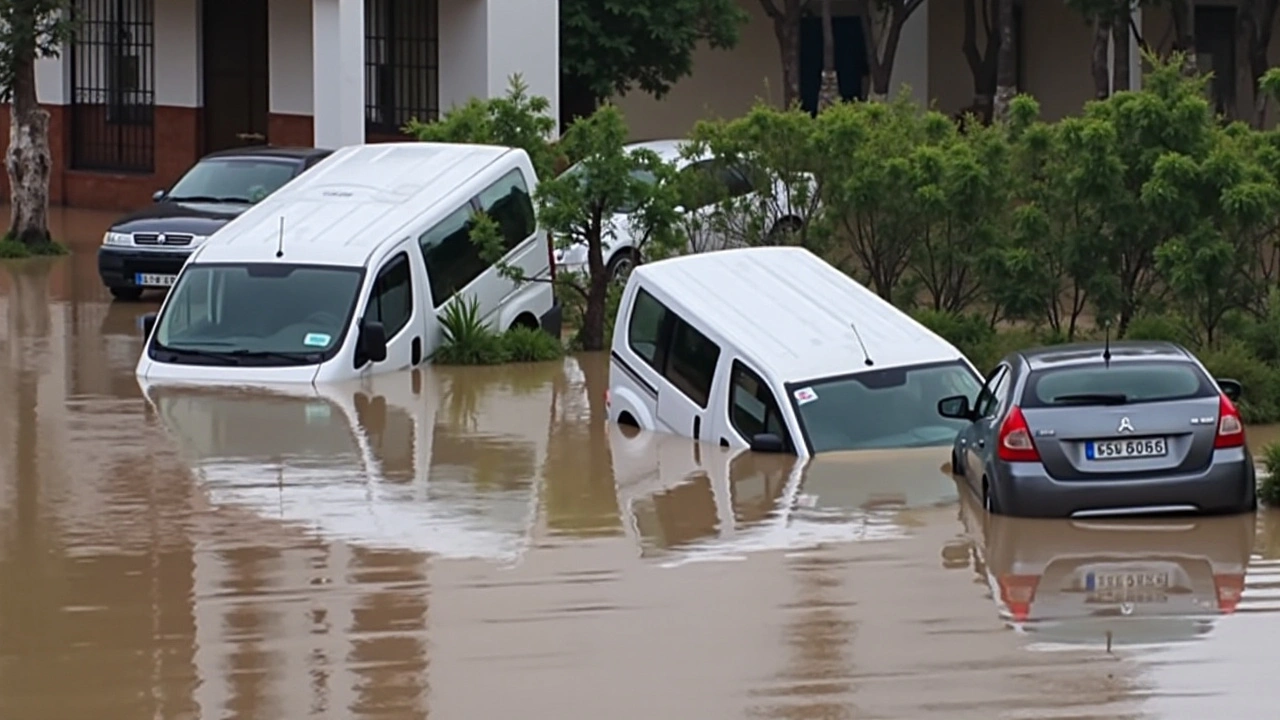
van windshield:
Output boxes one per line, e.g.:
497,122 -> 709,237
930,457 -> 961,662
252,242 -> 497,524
151,263 -> 363,366
790,360 -> 982,453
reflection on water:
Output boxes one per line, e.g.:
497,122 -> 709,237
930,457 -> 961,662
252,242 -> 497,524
4,208 -> 1280,718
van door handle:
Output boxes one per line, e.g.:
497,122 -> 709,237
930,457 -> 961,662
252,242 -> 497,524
693,416 -> 701,439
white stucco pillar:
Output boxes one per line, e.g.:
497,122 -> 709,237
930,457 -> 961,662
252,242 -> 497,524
270,0 -> 314,116
438,0 -> 560,135
1129,6 -> 1142,91
154,0 -> 200,106
312,0 -> 364,148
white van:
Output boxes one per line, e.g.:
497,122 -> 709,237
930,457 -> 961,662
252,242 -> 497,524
606,246 -> 984,458
136,142 -> 560,385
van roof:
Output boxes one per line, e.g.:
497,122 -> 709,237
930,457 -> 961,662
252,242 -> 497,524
192,142 -> 518,267
630,247 -> 966,384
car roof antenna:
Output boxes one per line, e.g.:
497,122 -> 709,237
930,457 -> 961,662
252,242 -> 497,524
850,322 -> 874,366
1102,321 -> 1112,366
275,216 -> 285,259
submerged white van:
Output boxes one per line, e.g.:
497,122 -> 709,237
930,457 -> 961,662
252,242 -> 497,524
136,142 -> 560,385
606,246 -> 983,458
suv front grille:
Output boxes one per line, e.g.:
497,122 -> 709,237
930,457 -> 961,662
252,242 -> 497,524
133,232 -> 193,246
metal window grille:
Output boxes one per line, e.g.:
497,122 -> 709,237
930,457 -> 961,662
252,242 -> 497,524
365,0 -> 439,134
69,0 -> 155,172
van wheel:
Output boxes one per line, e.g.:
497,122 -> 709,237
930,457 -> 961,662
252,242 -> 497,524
606,249 -> 638,283
767,216 -> 804,243
510,313 -> 538,331
618,411 -> 638,427
109,286 -> 144,301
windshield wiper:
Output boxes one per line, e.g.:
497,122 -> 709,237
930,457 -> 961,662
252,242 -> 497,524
229,349 -> 319,363
157,344 -> 239,365
166,195 -> 225,203
1052,392 -> 1129,405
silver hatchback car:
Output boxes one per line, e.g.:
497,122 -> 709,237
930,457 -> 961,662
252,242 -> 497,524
937,341 -> 1256,518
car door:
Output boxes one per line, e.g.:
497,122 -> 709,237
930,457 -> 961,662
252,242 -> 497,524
469,168 -> 540,323
719,359 -> 794,452
961,364 -> 1011,485
678,159 -> 756,253
355,249 -> 422,373
655,317 -> 723,442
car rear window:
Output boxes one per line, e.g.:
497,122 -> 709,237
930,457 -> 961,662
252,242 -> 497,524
1023,362 -> 1215,408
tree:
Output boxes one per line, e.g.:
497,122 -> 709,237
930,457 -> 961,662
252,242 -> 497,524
1239,0 -> 1280,127
0,0 -> 73,254
817,0 -> 840,110
759,0 -> 810,108
534,107 -> 684,350
559,0 -> 748,128
992,0 -> 1017,121
851,0 -> 926,100
960,0 -> 1000,123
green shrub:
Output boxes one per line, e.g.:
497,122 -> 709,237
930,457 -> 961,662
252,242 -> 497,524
435,295 -> 565,365
913,310 -> 995,364
0,236 -> 66,259
1197,342 -> 1280,424
1124,312 -> 1198,347
502,325 -> 564,362
1260,443 -> 1280,507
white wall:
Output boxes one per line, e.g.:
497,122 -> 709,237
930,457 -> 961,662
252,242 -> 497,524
891,0 -> 928,106
270,0 -> 314,115
437,0 -> 489,115
155,0 -> 199,106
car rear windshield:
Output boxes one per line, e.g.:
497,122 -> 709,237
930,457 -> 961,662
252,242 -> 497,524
1023,362 -> 1215,408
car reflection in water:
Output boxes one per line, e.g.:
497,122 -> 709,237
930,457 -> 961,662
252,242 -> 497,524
139,363 -> 563,561
947,484 -> 1255,646
610,424 -> 963,563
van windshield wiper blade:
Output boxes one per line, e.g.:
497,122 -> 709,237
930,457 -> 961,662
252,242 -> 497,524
229,349 -> 319,363
1052,392 -> 1128,405
167,195 -> 226,203
158,344 -> 239,365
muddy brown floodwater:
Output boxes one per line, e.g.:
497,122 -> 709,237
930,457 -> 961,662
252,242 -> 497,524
2,208 -> 1280,719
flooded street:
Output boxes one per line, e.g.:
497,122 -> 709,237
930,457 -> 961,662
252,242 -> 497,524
3,208 -> 1280,719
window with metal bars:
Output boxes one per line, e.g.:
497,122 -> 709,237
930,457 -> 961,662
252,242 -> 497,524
69,0 -> 155,172
364,0 -> 439,135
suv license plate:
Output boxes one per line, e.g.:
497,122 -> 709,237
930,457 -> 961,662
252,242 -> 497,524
1087,437 -> 1168,460
135,273 -> 176,287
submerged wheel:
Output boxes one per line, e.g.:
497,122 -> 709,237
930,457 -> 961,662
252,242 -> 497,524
109,286 -> 144,301
983,477 -> 1002,515
950,448 -> 963,476
767,216 -> 804,243
606,249 -> 638,283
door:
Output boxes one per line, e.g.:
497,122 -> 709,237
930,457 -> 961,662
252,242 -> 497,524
962,364 -> 1011,484
654,318 -> 722,442
356,250 -> 423,374
203,0 -> 269,152
470,168 -> 540,323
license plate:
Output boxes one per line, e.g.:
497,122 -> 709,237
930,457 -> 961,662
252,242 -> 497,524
1087,571 -> 1169,590
1087,437 -> 1167,460
135,273 -> 176,287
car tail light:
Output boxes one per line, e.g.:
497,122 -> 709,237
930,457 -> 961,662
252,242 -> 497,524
998,574 -> 1040,622
997,406 -> 1040,462
1213,573 -> 1245,613
1214,393 -> 1245,449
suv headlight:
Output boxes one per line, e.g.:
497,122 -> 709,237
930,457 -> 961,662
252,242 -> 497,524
189,235 -> 208,246
102,231 -> 132,246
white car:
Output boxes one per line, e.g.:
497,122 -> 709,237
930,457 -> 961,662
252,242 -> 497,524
553,139 -> 816,281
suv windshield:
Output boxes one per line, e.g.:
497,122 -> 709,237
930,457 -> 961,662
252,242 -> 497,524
1023,362 -> 1214,407
167,157 -> 300,203
152,263 -> 363,366
790,360 -> 983,453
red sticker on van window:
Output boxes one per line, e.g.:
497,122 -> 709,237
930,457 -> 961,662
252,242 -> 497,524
794,387 -> 817,405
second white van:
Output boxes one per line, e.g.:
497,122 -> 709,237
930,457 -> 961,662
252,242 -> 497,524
606,246 -> 984,458
136,142 -> 560,385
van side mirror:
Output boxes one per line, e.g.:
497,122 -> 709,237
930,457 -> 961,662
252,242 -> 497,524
360,320 -> 387,362
1217,378 -> 1242,402
140,312 -> 157,338
152,189 -> 166,202
938,394 -> 973,420
750,433 -> 785,453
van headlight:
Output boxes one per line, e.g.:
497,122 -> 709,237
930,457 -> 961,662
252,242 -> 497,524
102,231 -> 132,246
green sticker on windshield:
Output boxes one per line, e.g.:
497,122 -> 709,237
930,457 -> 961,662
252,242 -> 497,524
303,332 -> 331,347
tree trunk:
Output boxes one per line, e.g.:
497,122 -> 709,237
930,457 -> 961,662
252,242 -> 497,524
817,0 -> 840,110
992,0 -> 1017,122
1091,18 -> 1111,99
1242,0 -> 1279,128
1112,15 -> 1131,92
856,0 -> 917,101
581,218 -> 609,351
1170,0 -> 1198,75
6,53 -> 52,248
775,13 -> 803,107
962,0 -> 999,123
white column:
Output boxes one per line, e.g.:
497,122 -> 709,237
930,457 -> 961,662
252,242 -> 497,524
154,0 -> 200,106
312,0 -> 364,148
890,0 -> 929,106
484,0 -> 559,132
270,0 -> 314,116
1129,6 -> 1142,91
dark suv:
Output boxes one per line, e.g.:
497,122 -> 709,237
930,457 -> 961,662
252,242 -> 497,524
98,146 -> 332,301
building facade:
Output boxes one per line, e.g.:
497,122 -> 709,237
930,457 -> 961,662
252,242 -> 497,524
7,0 -> 558,211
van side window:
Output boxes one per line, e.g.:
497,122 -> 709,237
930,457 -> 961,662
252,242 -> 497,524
476,169 -> 536,252
419,205 -> 484,308
729,361 -> 790,447
366,252 -> 413,337
626,287 -> 721,409
665,319 -> 720,408
628,288 -> 667,367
